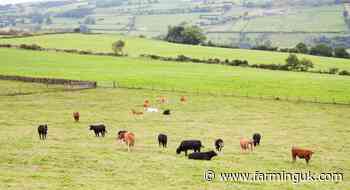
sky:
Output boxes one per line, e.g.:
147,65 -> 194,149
0,0 -> 48,5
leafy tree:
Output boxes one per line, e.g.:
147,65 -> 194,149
165,25 -> 206,45
334,47 -> 350,58
298,58 -> 314,71
112,40 -> 125,55
182,25 -> 206,45
285,54 -> 313,72
295,42 -> 308,54
310,44 -> 333,57
285,54 -> 299,70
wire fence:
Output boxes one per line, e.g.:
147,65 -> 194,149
1,79 -> 349,106
96,81 -> 350,106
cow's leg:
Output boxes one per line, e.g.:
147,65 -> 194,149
305,156 -> 310,164
185,150 -> 188,156
127,142 -> 131,152
292,154 -> 297,162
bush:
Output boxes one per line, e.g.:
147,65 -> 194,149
19,44 -> 42,50
0,44 -> 12,48
339,70 -> 350,76
329,68 -> 339,74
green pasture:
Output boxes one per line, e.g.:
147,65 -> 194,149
0,80 -> 348,189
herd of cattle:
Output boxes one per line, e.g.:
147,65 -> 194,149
37,96 -> 314,164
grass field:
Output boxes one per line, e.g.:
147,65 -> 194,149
2,33 -> 350,72
1,48 -> 350,104
0,80 -> 348,189
0,80 -> 66,96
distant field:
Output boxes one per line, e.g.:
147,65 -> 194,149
1,48 -> 350,104
0,81 -> 348,189
134,13 -> 201,33
243,5 -> 348,32
2,33 -> 350,71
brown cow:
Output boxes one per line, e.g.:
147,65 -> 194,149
240,138 -> 254,152
144,99 -> 150,108
131,109 -> 143,115
292,147 -> 314,164
73,112 -> 80,122
117,131 -> 135,152
158,96 -> 167,104
180,96 -> 187,103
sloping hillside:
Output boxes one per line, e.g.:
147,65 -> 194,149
2,33 -> 350,71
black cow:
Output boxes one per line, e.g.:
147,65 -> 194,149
252,133 -> 261,146
89,124 -> 107,137
38,124 -> 48,140
214,139 -> 224,152
163,109 -> 171,115
176,140 -> 203,156
158,133 -> 167,148
188,151 -> 217,160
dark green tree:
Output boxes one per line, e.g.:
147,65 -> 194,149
165,25 -> 206,45
295,42 -> 308,54
112,40 -> 125,55
310,44 -> 333,57
334,47 -> 350,58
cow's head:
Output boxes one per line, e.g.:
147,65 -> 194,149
117,131 -> 127,140
89,125 -> 94,130
176,148 -> 181,154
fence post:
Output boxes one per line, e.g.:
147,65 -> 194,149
113,81 -> 116,88
333,98 -> 336,104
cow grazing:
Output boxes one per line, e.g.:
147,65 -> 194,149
252,133 -> 261,147
240,138 -> 254,152
292,147 -> 314,164
89,124 -> 107,137
118,131 -> 135,152
144,99 -> 150,108
158,134 -> 167,148
163,109 -> 171,115
180,96 -> 187,103
73,112 -> 80,122
214,139 -> 224,152
117,130 -> 128,143
158,96 -> 167,104
131,109 -> 143,115
38,124 -> 48,140
176,140 -> 203,156
188,151 -> 217,161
